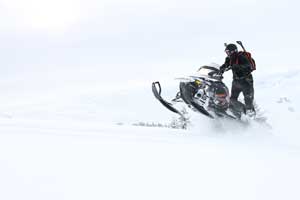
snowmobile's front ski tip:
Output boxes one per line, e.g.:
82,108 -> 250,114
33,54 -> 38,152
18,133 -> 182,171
152,82 -> 185,118
152,82 -> 189,129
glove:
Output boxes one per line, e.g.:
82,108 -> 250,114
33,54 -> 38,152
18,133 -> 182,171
219,65 -> 226,74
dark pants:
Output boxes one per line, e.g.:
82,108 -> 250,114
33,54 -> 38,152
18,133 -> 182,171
230,75 -> 254,110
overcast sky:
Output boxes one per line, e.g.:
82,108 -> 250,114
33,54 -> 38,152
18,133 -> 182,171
0,0 -> 299,81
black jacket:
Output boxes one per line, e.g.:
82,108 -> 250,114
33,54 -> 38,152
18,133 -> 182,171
220,52 -> 253,80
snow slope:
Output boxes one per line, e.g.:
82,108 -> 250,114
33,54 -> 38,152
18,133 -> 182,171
0,66 -> 300,200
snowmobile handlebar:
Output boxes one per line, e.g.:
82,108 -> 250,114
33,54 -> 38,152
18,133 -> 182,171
209,70 -> 224,79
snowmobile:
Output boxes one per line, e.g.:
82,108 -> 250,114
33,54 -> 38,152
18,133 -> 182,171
152,65 -> 248,121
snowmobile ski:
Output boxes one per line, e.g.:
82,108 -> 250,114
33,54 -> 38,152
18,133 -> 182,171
152,81 -> 185,118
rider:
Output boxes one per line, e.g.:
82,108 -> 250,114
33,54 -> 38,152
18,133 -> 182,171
219,43 -> 255,116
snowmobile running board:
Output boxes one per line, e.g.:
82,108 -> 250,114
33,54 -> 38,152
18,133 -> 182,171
152,82 -> 185,118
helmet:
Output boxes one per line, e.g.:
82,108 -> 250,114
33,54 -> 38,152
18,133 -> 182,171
225,43 -> 238,56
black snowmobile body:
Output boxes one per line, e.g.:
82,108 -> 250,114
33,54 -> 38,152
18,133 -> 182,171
152,65 -> 246,120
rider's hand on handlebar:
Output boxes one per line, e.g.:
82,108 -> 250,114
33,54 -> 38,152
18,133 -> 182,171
218,69 -> 224,75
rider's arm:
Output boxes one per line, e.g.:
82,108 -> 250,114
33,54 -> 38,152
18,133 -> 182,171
220,56 -> 230,73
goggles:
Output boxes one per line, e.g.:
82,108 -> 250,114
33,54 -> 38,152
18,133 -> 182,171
225,49 -> 237,56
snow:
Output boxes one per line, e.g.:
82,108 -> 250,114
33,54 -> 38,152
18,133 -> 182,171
0,65 -> 300,200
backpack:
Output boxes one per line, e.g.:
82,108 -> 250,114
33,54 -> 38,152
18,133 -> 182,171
236,51 -> 256,71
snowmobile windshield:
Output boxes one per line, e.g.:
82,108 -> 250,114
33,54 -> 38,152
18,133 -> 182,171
197,66 -> 219,79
